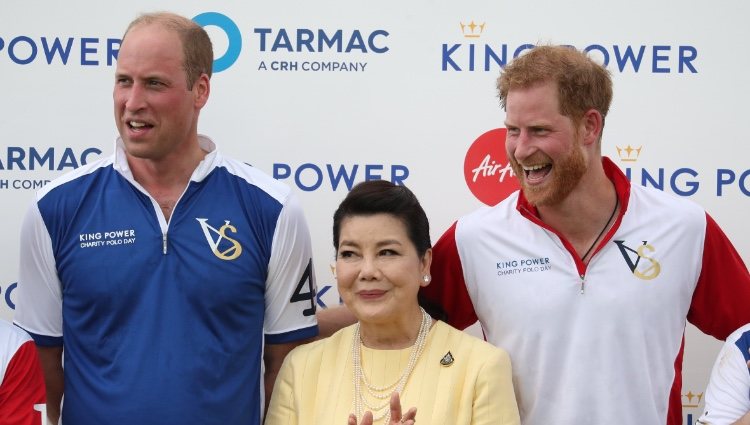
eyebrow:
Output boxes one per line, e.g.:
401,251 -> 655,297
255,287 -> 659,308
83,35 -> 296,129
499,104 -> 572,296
338,239 -> 403,248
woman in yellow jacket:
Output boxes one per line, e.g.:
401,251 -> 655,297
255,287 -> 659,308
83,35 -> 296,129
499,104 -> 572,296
265,180 -> 520,425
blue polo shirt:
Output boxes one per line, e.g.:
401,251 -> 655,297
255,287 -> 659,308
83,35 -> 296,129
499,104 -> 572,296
14,136 -> 318,425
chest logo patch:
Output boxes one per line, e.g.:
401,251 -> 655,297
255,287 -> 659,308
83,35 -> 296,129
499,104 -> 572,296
196,218 -> 243,260
614,240 -> 661,280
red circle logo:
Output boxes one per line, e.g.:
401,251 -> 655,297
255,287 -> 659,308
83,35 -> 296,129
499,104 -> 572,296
463,128 -> 520,206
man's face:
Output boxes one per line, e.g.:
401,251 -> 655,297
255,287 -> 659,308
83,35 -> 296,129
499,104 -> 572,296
504,81 -> 587,207
113,24 -> 203,161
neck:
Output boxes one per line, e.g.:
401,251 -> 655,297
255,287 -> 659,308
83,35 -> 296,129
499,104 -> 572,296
129,139 -> 206,191
127,137 -> 207,221
358,307 -> 430,350
536,162 -> 618,257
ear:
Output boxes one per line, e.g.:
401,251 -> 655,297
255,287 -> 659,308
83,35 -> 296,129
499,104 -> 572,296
580,109 -> 603,147
420,248 -> 433,286
193,73 -> 210,109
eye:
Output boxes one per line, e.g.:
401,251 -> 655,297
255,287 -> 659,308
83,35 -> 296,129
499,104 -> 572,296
532,127 -> 550,135
506,126 -> 519,136
337,250 -> 356,259
379,249 -> 398,257
147,79 -> 165,87
115,77 -> 132,86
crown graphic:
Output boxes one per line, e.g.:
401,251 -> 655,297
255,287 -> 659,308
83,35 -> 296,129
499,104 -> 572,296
681,391 -> 704,408
615,145 -> 642,162
460,21 -> 486,38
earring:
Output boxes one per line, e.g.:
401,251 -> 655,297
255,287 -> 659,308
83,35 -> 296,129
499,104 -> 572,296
422,275 -> 431,283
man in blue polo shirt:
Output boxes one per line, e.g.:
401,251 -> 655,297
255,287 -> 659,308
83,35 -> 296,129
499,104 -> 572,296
14,12 -> 317,425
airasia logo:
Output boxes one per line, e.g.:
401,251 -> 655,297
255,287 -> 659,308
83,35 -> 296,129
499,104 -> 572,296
463,128 -> 520,206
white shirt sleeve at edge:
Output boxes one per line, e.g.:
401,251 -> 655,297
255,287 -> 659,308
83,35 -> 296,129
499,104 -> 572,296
13,200 -> 63,339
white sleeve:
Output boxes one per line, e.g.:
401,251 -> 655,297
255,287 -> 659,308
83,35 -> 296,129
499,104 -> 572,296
12,200 -> 63,342
699,330 -> 750,424
263,192 -> 318,343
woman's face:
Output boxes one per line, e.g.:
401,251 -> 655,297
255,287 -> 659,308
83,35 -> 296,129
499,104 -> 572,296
335,213 -> 431,326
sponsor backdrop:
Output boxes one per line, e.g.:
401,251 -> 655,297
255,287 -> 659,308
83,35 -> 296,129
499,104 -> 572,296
2,1 -> 747,422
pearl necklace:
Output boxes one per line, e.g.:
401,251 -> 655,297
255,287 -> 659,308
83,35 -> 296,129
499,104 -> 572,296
352,308 -> 432,423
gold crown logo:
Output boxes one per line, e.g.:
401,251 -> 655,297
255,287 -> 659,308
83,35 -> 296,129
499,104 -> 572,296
682,391 -> 704,408
460,21 -> 486,38
616,145 -> 642,162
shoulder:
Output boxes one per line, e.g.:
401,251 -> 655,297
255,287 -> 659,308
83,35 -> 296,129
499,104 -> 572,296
455,192 -> 521,237
37,155 -> 115,202
214,155 -> 293,206
0,320 -> 32,350
0,321 -> 34,377
726,324 -> 750,348
285,325 -> 355,366
627,184 -> 705,224
728,323 -> 750,339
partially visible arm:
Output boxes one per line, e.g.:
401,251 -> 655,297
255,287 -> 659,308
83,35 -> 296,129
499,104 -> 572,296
419,222 -> 477,329
733,413 -> 750,425
37,345 -> 63,425
316,305 -> 356,339
263,194 -> 318,414
688,214 -> 750,339
12,201 -> 64,425
0,338 -> 46,425
698,329 -> 750,425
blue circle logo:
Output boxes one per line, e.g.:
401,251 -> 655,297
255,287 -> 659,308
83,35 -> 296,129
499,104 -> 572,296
193,12 -> 242,73
3,282 -> 17,310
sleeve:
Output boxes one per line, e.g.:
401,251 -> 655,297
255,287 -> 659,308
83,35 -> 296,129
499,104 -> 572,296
263,192 -> 319,344
0,340 -> 46,425
13,200 -> 64,346
419,222 -> 478,330
698,331 -> 750,424
264,352 -> 299,425
471,348 -> 520,425
687,213 -> 750,340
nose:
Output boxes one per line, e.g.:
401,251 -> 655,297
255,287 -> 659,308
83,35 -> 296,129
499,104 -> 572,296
509,130 -> 535,162
358,255 -> 381,281
124,83 -> 147,112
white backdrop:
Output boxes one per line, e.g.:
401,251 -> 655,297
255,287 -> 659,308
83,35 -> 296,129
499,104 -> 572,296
2,1 -> 748,423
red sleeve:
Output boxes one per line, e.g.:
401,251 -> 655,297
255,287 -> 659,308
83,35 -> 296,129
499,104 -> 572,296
0,340 -> 46,425
419,222 -> 478,330
687,213 -> 750,340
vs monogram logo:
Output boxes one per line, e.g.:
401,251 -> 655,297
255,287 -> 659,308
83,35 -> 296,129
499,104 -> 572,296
196,218 -> 243,260
614,240 -> 661,280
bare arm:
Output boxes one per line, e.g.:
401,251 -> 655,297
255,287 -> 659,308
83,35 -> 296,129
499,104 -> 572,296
732,412 -> 750,425
264,340 -> 311,414
315,305 -> 356,339
37,345 -> 63,425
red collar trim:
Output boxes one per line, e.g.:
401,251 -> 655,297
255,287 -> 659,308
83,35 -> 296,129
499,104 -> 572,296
516,156 -> 630,219
515,156 -> 631,275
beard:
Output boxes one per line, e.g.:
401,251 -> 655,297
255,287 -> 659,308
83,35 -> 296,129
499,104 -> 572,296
509,140 -> 587,207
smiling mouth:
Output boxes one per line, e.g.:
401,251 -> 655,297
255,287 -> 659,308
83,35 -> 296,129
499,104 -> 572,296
358,290 -> 386,299
522,163 -> 552,183
127,121 -> 153,131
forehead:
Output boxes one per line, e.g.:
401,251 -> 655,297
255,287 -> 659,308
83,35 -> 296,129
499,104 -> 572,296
339,214 -> 409,241
117,24 -> 184,72
505,81 -> 563,122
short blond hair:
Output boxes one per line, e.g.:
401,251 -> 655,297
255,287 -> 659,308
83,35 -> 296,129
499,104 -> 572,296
123,12 -> 213,87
